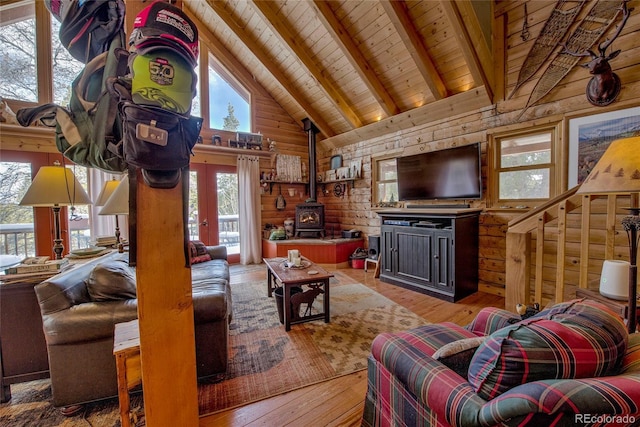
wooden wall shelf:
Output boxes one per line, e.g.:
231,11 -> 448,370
262,180 -> 309,194
320,178 -> 356,191
193,144 -> 274,158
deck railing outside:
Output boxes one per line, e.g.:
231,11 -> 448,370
3,215 -> 240,258
1,221 -> 92,257
1,223 -> 35,257
187,215 -> 239,255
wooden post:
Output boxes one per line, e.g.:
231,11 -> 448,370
505,232 -> 531,311
135,169 -> 199,426
124,1 -> 199,425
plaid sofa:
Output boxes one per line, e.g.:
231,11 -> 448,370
362,299 -> 640,427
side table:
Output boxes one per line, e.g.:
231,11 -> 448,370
113,319 -> 142,427
0,249 -> 115,402
0,276 -> 50,402
576,288 -> 640,331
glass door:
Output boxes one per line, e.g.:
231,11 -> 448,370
0,160 -> 36,259
189,164 -> 239,263
0,151 -> 55,260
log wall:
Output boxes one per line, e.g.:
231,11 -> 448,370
3,1 -> 640,302
312,0 -> 640,298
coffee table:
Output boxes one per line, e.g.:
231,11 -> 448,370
264,257 -> 333,331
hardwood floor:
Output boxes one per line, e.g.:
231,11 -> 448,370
200,264 -> 505,427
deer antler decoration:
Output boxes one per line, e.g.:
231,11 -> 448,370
563,1 -> 632,106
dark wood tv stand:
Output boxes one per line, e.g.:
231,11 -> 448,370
378,208 -> 481,302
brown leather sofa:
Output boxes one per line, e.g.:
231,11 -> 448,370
34,245 -> 231,409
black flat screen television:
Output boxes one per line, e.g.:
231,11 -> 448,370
396,143 -> 482,201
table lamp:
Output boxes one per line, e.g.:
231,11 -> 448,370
19,162 -> 92,259
577,136 -> 640,333
599,260 -> 630,300
99,175 -> 129,253
95,177 -> 125,249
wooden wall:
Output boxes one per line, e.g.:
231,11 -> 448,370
312,0 -> 640,298
3,1 -> 640,302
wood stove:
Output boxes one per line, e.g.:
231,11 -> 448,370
295,202 -> 324,237
295,118 -> 325,238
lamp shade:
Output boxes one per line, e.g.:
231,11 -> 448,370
599,260 -> 630,300
95,179 -> 122,206
577,136 -> 640,194
20,165 -> 92,207
99,175 -> 129,215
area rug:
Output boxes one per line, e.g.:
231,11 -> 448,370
199,276 -> 429,415
0,274 -> 428,426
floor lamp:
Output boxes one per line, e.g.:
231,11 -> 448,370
577,136 -> 640,333
95,177 -> 125,248
19,162 -> 92,259
99,176 -> 129,253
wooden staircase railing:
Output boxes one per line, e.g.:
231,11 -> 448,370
505,187 -> 634,310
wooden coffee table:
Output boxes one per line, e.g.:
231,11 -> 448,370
264,257 -> 333,331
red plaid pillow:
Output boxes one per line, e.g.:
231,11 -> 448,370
468,299 -> 628,400
188,240 -> 211,264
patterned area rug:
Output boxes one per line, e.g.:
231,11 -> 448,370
0,275 -> 428,425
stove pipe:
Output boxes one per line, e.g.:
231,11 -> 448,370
302,118 -> 319,201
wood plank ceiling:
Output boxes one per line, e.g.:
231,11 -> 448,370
184,0 -> 494,146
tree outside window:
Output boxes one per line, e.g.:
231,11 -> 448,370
208,57 -> 250,132
0,162 -> 35,256
374,158 -> 398,204
489,124 -> 561,209
223,103 -> 240,131
0,2 -> 82,105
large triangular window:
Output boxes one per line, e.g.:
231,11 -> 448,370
192,54 -> 250,133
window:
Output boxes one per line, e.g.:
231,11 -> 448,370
0,0 -> 82,105
0,161 -> 35,257
207,54 -> 250,132
489,124 -> 561,208
0,1 -> 38,102
51,19 -> 84,105
374,158 -> 398,204
64,165 -> 91,250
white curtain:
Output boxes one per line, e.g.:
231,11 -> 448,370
88,168 -> 127,241
237,155 -> 262,264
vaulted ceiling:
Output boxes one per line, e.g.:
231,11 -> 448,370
183,0 -> 496,146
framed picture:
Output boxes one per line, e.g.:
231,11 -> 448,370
568,106 -> 640,188
236,132 -> 263,149
330,155 -> 342,170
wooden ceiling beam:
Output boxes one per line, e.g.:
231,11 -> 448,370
440,0 -> 494,101
381,0 -> 448,101
320,86 -> 492,150
250,0 -> 361,130
202,0 -> 336,138
311,0 -> 399,118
